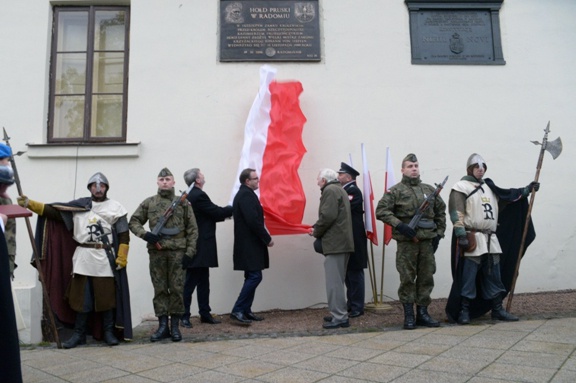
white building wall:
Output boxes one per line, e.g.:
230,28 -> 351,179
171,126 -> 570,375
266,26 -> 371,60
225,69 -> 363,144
1,0 -> 574,330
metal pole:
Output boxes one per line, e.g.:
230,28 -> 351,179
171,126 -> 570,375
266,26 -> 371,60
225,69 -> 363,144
3,128 -> 62,348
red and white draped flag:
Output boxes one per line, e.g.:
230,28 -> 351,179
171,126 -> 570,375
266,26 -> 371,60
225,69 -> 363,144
384,147 -> 397,245
230,65 -> 311,235
361,143 -> 378,246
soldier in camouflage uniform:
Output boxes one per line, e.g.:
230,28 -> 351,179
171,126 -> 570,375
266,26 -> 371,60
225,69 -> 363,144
376,154 -> 446,330
0,144 -> 16,278
129,168 -> 198,342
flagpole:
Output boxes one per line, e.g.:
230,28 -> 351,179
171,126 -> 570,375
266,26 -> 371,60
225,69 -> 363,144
367,242 -> 378,305
380,238 -> 386,302
362,143 -> 391,311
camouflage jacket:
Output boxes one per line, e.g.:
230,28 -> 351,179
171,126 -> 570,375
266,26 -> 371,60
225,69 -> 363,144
376,175 -> 446,242
129,188 -> 198,256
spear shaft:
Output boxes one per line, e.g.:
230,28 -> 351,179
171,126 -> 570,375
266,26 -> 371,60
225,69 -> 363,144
2,127 -> 62,348
506,123 -> 549,312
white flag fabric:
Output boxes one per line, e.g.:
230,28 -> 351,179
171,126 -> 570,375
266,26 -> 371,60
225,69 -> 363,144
229,65 -> 277,203
361,143 -> 378,245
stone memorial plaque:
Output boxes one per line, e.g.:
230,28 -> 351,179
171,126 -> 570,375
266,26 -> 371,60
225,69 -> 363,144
220,0 -> 320,62
406,1 -> 505,65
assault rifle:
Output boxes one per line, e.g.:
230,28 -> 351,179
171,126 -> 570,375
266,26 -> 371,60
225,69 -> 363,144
95,220 -> 121,293
408,175 -> 448,241
151,182 -> 195,250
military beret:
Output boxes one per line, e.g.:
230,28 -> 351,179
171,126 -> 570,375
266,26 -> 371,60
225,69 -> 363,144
403,153 -> 418,163
0,143 -> 12,159
158,168 -> 173,177
337,162 -> 360,178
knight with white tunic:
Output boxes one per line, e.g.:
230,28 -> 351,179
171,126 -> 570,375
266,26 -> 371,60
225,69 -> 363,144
448,154 -> 538,325
18,172 -> 131,349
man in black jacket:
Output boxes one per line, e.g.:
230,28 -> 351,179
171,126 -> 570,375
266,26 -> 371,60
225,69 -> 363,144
181,168 -> 233,327
230,168 -> 274,324
337,163 -> 368,318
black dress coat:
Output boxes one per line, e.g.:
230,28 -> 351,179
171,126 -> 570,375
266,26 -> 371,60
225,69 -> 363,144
232,185 -> 271,271
0,227 -> 23,382
182,186 -> 233,269
343,182 -> 368,270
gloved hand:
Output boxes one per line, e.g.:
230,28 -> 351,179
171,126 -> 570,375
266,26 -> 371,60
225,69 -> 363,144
17,195 -> 28,207
396,223 -> 416,239
457,235 -> 469,251
432,235 -> 441,253
17,195 -> 45,215
526,181 -> 540,193
115,244 -> 129,268
143,232 -> 160,244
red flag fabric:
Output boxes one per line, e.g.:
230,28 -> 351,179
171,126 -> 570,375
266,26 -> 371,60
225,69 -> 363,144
361,143 -> 378,245
259,81 -> 311,234
384,147 -> 396,245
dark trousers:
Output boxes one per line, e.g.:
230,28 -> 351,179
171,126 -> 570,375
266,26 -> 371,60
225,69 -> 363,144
183,267 -> 211,319
461,256 -> 506,300
232,270 -> 262,314
345,268 -> 365,312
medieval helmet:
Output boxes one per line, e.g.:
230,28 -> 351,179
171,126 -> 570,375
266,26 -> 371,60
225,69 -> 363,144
0,165 -> 15,185
466,153 -> 487,174
87,172 -> 109,192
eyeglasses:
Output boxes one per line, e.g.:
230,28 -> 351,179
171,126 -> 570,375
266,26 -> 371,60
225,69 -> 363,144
249,177 -> 259,181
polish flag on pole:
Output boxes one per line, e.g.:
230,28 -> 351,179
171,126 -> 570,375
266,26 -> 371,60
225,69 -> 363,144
384,147 -> 397,245
230,65 -> 311,235
361,143 -> 378,246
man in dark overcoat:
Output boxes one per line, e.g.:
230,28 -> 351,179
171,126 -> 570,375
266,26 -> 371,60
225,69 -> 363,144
181,168 -> 233,327
229,168 -> 274,324
337,162 -> 368,317
0,183 -> 23,382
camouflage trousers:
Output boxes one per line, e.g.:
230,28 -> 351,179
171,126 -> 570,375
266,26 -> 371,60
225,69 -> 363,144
396,240 -> 436,306
148,249 -> 185,316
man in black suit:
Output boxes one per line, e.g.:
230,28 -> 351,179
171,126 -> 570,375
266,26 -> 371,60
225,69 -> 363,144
181,168 -> 233,327
337,163 -> 368,318
229,168 -> 274,324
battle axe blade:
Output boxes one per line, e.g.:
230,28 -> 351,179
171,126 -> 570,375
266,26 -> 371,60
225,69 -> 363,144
545,136 -> 562,160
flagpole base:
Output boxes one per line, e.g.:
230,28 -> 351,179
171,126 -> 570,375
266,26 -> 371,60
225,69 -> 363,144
365,302 -> 394,312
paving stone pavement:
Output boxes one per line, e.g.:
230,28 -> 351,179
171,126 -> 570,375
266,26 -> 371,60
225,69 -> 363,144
20,317 -> 576,383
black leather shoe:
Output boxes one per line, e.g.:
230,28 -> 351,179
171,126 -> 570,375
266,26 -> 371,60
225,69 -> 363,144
180,318 -> 193,328
230,312 -> 252,325
349,311 -> 364,318
323,316 -> 333,322
245,312 -> 264,321
200,315 -> 221,324
322,320 -> 350,329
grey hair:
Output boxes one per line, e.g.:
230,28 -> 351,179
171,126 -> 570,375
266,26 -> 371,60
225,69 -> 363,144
183,168 -> 200,186
318,168 -> 338,183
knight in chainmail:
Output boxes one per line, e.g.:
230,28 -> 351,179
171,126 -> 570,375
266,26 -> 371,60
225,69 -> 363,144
18,172 -> 131,348
448,153 -> 539,324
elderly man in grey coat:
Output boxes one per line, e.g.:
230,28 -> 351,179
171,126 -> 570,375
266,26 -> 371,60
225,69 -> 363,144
310,168 -> 354,329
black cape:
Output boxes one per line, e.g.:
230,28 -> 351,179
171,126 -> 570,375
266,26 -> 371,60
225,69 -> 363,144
33,197 -> 133,341
0,227 -> 23,382
445,178 -> 536,322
